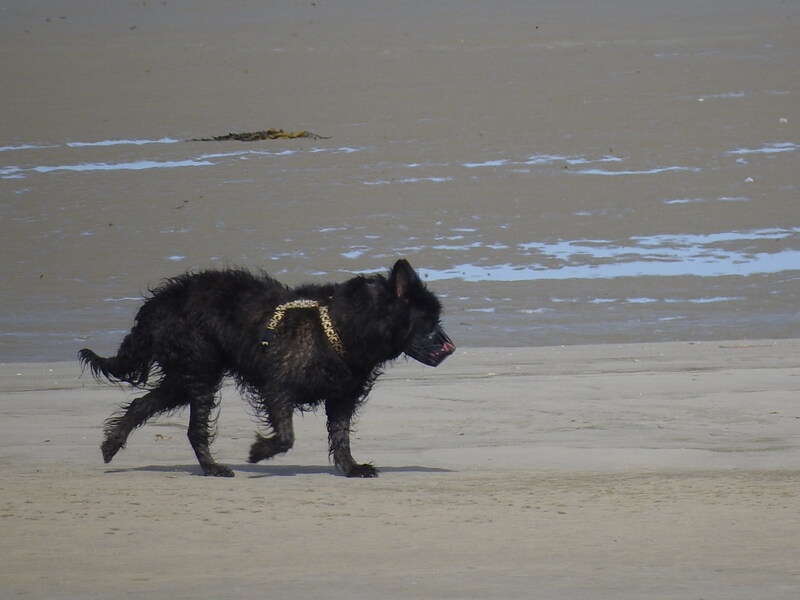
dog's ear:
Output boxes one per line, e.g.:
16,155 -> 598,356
390,259 -> 419,298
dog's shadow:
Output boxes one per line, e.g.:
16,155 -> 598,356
104,463 -> 452,478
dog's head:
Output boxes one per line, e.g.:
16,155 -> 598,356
388,259 -> 455,367
333,259 -> 455,366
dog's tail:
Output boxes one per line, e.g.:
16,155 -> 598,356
79,327 -> 154,387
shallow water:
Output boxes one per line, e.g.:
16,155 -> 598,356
3,129 -> 798,360
1,1 -> 799,361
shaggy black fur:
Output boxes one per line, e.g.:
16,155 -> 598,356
79,259 -> 454,478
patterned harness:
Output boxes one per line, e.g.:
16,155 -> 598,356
261,299 -> 346,358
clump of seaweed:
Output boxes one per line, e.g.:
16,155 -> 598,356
192,129 -> 329,142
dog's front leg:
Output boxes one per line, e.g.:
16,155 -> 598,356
325,400 -> 378,478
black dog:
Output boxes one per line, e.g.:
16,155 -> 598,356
79,259 -> 454,477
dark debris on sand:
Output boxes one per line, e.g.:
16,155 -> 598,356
191,129 -> 330,142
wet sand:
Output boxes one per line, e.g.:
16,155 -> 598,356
2,1 -> 799,359
2,340 -> 799,599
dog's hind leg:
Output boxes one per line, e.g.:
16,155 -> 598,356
326,400 -> 379,478
187,391 -> 234,477
248,393 -> 295,464
101,379 -> 186,464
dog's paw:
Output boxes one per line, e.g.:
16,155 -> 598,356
101,439 -> 123,463
202,464 -> 235,477
344,463 -> 379,478
248,436 -> 292,463
248,444 -> 272,463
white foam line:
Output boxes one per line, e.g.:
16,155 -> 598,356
727,142 -> 798,155
66,137 -> 181,147
0,143 -> 58,152
3,159 -> 213,177
363,176 -> 453,185
418,250 -> 800,282
573,166 -> 701,176
463,159 -> 509,168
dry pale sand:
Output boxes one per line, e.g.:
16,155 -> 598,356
2,340 -> 799,599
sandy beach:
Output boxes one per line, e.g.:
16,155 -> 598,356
2,1 -> 799,598
2,340 -> 799,599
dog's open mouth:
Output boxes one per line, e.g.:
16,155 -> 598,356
405,328 -> 455,367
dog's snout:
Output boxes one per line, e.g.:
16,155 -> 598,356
405,327 -> 455,367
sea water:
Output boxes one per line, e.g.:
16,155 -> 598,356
2,131 -> 798,360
